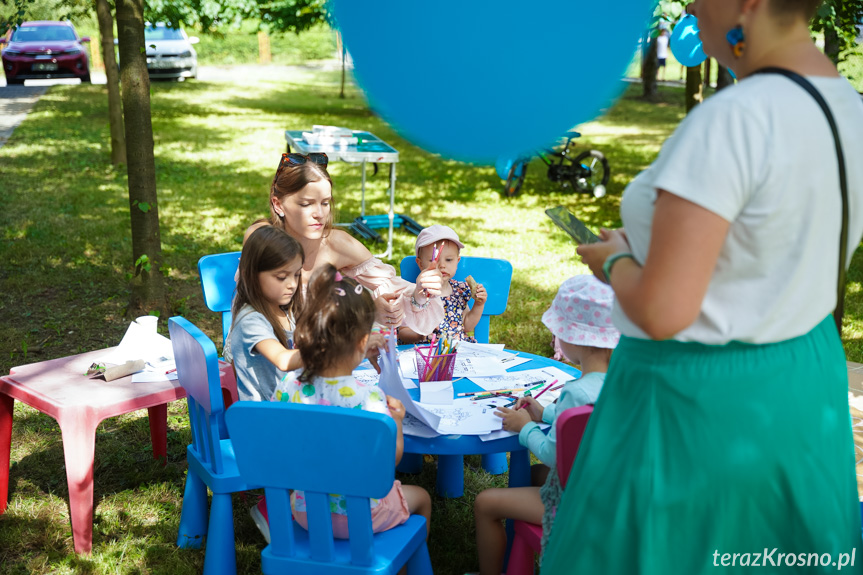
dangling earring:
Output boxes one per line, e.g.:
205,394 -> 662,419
726,25 -> 745,58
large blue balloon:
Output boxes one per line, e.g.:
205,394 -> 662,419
330,1 -> 656,164
670,14 -> 707,68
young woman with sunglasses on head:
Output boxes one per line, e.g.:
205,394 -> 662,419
243,152 -> 444,335
543,0 -> 863,573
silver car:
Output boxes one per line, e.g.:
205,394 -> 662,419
144,23 -> 198,80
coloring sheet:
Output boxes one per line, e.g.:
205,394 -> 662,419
400,352 -> 508,379
499,355 -> 531,369
378,335 -> 441,430
466,372 -> 547,392
402,413 -> 442,438
415,398 -> 505,435
454,342 -> 507,359
353,368 -> 417,390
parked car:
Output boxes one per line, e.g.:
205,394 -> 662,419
0,20 -> 90,85
144,23 -> 198,81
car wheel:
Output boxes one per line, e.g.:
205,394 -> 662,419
81,73 -> 91,83
6,77 -> 24,85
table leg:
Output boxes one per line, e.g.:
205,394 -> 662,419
386,163 -> 395,259
59,417 -> 98,554
436,454 -> 464,498
0,394 -> 14,514
507,449 -> 530,488
361,160 -> 367,217
147,404 -> 168,465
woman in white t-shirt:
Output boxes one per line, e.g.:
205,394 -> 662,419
543,1 -> 863,573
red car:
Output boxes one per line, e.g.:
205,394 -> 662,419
1,21 -> 91,85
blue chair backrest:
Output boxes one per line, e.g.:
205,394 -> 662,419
226,402 -> 397,566
399,255 -> 513,343
197,252 -> 241,347
169,316 -> 229,474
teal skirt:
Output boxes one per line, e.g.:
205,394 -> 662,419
542,316 -> 862,574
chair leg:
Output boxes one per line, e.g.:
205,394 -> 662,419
177,471 -> 209,549
406,540 -> 433,575
397,453 -> 423,474
204,492 -> 237,575
481,452 -> 508,475
504,531 -> 536,575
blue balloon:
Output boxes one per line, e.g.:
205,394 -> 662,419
330,1 -> 655,164
669,14 -> 707,68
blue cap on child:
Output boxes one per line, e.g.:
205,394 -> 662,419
542,275 -> 620,348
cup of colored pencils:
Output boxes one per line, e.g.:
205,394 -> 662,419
415,335 -> 459,382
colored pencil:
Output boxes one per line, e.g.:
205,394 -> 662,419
517,379 -> 558,409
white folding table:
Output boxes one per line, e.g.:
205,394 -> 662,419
285,130 -> 422,259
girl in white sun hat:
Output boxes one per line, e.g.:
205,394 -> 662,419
471,274 -> 619,575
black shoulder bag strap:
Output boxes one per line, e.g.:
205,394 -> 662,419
752,67 -> 849,333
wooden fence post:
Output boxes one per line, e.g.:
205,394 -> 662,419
258,31 -> 271,64
90,34 -> 104,71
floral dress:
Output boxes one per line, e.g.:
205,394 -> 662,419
412,279 -> 477,344
272,370 -> 389,515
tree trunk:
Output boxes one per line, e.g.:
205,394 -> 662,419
340,44 -> 346,99
716,64 -> 734,90
824,26 -> 841,65
95,0 -> 126,167
685,64 -> 703,113
703,57 -> 712,91
642,36 -> 658,100
116,0 -> 165,316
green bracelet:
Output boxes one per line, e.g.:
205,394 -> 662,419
602,252 -> 635,282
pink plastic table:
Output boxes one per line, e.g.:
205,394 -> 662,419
0,348 -> 237,554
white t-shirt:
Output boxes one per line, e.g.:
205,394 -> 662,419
656,34 -> 669,60
614,75 -> 863,344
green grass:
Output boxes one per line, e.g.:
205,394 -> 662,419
2,68 -> 863,573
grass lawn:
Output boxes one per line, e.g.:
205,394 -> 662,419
2,67 -> 863,573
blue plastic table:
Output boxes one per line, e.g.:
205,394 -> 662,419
399,349 -> 581,498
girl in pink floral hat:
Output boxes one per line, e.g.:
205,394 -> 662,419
471,275 -> 619,575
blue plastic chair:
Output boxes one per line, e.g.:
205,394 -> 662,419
170,316 -> 254,575
225,402 -> 433,575
198,252 -> 241,347
399,255 -> 513,344
400,255 -> 514,476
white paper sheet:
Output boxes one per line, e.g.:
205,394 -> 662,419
131,371 -> 179,383
478,423 -> 550,442
402,413 -> 441,438
500,355 -> 531,369
400,352 -> 510,380
353,367 -> 417,390
100,321 -> 174,367
454,341 -> 507,359
414,398 -> 504,435
465,372 -> 547,392
454,356 -> 508,377
378,335 -> 441,430
419,381 -> 454,405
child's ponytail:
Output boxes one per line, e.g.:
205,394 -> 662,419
294,264 -> 376,382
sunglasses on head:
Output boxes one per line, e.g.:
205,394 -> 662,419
277,152 -> 329,171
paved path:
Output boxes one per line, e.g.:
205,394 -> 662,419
0,85 -> 48,148
0,72 -> 107,149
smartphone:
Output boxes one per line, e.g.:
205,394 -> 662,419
545,205 -> 601,244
